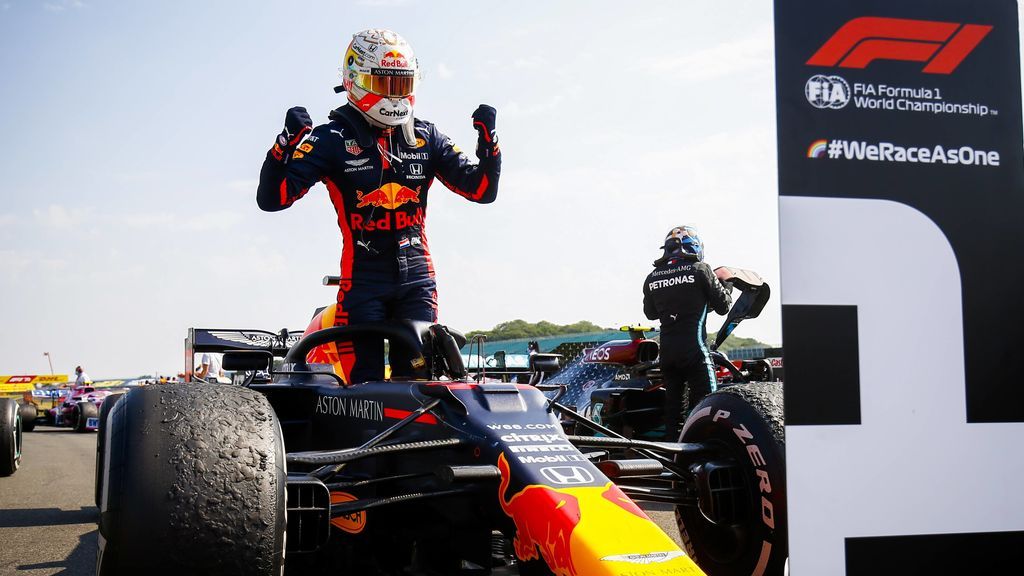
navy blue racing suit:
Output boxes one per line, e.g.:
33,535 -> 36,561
257,104 -> 500,383
643,256 -> 732,441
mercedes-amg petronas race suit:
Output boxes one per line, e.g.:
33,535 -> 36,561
257,104 -> 500,383
643,256 -> 732,440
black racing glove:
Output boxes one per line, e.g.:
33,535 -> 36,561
471,104 -> 499,159
271,106 -> 313,161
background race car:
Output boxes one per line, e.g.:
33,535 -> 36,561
47,382 -> 135,432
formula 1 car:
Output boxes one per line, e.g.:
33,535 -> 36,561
95,287 -> 782,576
49,385 -> 116,432
528,271 -> 779,439
572,268 -> 777,438
0,398 -> 25,476
544,267 -> 785,574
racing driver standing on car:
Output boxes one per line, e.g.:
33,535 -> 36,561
643,226 -> 732,441
257,29 -> 500,385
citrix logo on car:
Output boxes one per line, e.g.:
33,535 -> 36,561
806,16 -> 992,74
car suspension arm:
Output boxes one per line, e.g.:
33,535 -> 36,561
552,401 -> 700,477
289,437 -> 466,473
296,398 -> 442,481
330,486 -> 479,517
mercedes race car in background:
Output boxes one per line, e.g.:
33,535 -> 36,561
94,279 -> 786,576
572,267 -> 779,439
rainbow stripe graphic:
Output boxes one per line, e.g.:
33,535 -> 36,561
807,139 -> 828,158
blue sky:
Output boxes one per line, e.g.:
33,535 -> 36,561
2,0 -> 782,376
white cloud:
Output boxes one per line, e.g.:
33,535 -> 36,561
355,0 -> 411,6
33,204 -> 91,230
122,211 -> 175,229
437,62 -> 454,80
0,249 -> 32,277
43,0 -> 84,12
184,211 -> 243,231
500,84 -> 581,118
228,179 -> 259,192
113,171 -> 162,183
28,205 -> 244,234
644,26 -> 773,82
513,57 -> 541,70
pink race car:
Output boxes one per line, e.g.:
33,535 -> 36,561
49,386 -> 117,432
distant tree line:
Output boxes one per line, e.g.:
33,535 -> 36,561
465,319 -> 772,351
465,320 -> 604,342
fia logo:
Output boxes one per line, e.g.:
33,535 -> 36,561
805,75 -> 850,109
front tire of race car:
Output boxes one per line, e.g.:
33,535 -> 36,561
96,384 -> 286,576
676,382 -> 786,576
19,403 -> 36,433
94,393 -> 123,508
0,398 -> 23,476
74,401 -> 98,433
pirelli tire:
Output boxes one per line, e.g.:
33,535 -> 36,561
19,402 -> 36,433
74,401 -> 99,433
0,398 -> 23,476
94,393 -> 124,508
676,382 -> 786,576
96,384 -> 286,576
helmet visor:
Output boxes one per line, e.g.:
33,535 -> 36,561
354,69 -> 416,98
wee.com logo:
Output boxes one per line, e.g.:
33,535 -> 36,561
806,17 -> 992,74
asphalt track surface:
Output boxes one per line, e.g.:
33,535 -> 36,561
0,425 -> 682,576
0,427 -> 97,576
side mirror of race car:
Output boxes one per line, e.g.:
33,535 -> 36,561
711,266 -> 771,351
529,353 -> 562,375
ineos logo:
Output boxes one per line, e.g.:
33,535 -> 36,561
540,466 -> 594,486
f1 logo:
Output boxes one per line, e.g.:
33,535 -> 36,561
540,466 -> 595,485
807,17 -> 992,74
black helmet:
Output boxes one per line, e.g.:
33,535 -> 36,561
659,225 -> 704,261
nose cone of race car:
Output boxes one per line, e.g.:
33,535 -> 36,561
496,453 -> 705,576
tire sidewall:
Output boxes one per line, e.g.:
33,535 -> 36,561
676,384 -> 787,576
19,403 -> 36,433
0,399 -> 21,476
95,394 -> 123,509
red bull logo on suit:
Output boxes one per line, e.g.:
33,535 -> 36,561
355,182 -> 421,210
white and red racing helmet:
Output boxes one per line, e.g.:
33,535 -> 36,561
342,29 -> 420,130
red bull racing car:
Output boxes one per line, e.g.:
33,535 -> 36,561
95,294 -> 785,576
